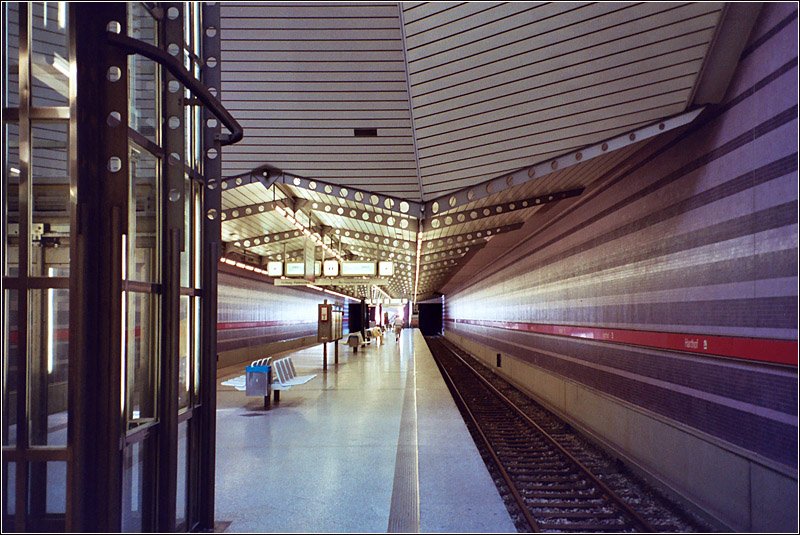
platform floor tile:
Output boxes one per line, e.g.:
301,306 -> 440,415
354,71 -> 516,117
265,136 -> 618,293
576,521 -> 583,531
214,329 -> 515,533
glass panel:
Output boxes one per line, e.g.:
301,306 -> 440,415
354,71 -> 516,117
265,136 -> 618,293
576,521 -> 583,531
28,287 -> 69,447
128,3 -> 158,143
178,295 -> 190,409
128,2 -> 157,46
126,291 -> 158,426
30,2 -> 69,107
3,2 -> 19,108
28,461 -> 66,514
3,290 -> 18,446
193,297 -> 201,397
122,436 -> 154,532
180,178 -> 191,288
194,187 -> 202,289
176,420 -> 188,527
4,122 -> 20,277
128,145 -> 159,283
4,462 -> 15,517
30,122 -> 70,277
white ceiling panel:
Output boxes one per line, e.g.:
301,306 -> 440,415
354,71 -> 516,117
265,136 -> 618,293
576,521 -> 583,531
221,2 -> 422,200
401,1 -> 723,199
218,1 -> 740,298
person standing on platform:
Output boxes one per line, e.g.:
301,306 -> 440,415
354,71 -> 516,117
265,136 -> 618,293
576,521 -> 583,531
393,314 -> 404,342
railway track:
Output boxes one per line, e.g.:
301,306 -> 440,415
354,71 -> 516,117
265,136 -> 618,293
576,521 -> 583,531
426,336 -> 709,533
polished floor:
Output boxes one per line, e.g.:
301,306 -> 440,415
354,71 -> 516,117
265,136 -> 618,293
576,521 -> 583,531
214,328 -> 516,533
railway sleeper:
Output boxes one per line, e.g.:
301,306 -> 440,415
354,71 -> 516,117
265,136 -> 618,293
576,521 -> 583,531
517,482 -> 592,491
513,474 -> 582,483
529,500 -> 609,509
523,489 -> 601,499
506,463 -> 573,473
533,510 -> 621,520
494,446 -> 557,457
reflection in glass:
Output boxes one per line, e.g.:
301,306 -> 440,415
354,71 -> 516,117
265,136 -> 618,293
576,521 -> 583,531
122,437 -> 154,532
4,462 -> 15,516
178,296 -> 190,409
128,3 -> 158,143
28,461 -> 66,514
129,146 -> 159,283
176,421 -> 188,527
194,188 -> 202,289
27,287 -> 69,447
128,2 -> 157,45
126,292 -> 158,426
30,2 -> 69,106
194,297 -> 201,397
3,290 -> 19,446
3,2 -> 19,108
30,123 -> 70,277
4,122 -> 19,276
180,178 -> 192,288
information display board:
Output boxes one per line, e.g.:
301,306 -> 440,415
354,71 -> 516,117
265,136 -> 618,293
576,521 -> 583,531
340,261 -> 377,276
267,261 -> 283,277
285,262 -> 305,276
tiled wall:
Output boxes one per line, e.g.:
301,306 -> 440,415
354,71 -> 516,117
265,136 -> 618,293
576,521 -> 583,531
445,3 -> 797,471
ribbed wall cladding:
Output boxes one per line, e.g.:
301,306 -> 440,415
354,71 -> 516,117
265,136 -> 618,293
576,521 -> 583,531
217,269 -> 345,353
445,3 -> 798,470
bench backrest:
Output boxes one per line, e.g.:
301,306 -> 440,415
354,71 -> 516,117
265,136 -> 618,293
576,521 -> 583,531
273,357 -> 297,385
251,357 -> 271,367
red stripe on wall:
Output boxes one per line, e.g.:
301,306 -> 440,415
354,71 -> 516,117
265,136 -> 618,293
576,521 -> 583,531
217,320 -> 315,331
447,318 -> 798,366
7,323 -> 313,345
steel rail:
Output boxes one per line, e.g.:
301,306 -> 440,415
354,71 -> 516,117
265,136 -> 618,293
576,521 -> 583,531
106,32 -> 243,146
432,337 -> 657,533
428,339 -> 541,532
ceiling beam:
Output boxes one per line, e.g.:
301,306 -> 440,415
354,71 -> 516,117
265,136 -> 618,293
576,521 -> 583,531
425,108 -> 704,214
228,227 -> 322,249
220,164 -> 281,191
689,3 -> 762,105
422,222 -> 524,243
420,241 -> 486,263
277,173 -> 424,218
294,198 -> 419,233
220,199 -> 285,221
334,229 -> 417,251
427,187 -> 584,231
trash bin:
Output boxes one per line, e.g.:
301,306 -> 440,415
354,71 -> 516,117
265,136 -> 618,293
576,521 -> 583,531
245,364 -> 271,397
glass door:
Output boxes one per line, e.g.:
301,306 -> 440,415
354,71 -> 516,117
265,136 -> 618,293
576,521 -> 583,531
2,3 -> 73,531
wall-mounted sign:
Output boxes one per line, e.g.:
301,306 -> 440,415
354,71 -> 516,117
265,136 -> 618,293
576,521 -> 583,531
285,262 -> 305,276
323,259 -> 339,276
340,261 -> 376,276
378,261 -> 394,276
267,261 -> 283,277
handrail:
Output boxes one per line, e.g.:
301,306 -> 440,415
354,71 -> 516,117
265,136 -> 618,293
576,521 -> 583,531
106,31 -> 243,146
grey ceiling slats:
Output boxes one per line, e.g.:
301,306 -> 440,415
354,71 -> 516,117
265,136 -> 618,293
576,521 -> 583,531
218,1 -> 729,298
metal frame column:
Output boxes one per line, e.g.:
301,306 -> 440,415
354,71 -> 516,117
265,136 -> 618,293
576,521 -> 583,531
157,2 -> 185,531
71,3 -> 129,531
198,2 -> 222,530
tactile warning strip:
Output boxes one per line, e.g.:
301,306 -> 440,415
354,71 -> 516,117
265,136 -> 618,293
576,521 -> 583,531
387,361 -> 420,533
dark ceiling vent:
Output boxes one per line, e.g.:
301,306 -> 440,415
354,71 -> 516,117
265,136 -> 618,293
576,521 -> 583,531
354,128 -> 378,137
